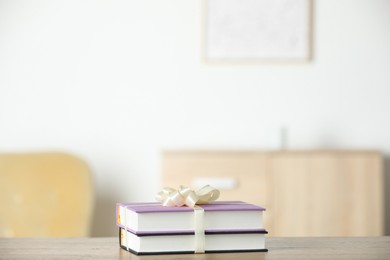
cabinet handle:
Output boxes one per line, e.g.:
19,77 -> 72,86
192,177 -> 238,190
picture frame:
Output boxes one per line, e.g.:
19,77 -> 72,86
204,0 -> 312,62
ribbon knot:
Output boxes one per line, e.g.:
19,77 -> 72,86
156,185 -> 220,208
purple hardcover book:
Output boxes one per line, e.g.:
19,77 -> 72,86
116,201 -> 266,235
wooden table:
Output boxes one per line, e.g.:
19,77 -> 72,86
0,237 -> 389,259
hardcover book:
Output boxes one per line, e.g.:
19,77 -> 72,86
119,227 -> 267,255
116,201 -> 265,234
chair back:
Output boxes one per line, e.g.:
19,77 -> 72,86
0,152 -> 94,237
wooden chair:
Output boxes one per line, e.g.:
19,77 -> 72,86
0,152 -> 94,237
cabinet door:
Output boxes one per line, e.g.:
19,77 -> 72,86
267,153 -> 309,236
162,151 -> 271,228
163,151 -> 268,204
269,151 -> 383,236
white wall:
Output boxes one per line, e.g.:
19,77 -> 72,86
1,0 -> 390,236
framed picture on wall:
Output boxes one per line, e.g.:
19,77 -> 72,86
204,0 -> 312,62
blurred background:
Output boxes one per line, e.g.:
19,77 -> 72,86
0,0 -> 389,237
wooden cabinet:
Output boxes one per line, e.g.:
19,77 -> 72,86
162,150 -> 383,236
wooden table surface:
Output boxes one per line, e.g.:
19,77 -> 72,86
0,237 -> 389,259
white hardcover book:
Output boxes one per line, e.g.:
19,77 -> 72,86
119,227 -> 268,255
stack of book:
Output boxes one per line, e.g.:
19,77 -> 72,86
116,201 -> 268,255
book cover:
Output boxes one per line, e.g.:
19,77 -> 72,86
116,201 -> 266,234
119,227 -> 268,255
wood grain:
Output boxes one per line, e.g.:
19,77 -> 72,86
1,237 -> 389,259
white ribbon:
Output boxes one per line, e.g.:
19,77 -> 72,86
155,185 -> 220,253
193,206 -> 205,253
155,185 -> 220,208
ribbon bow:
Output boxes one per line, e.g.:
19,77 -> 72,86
156,185 -> 220,208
